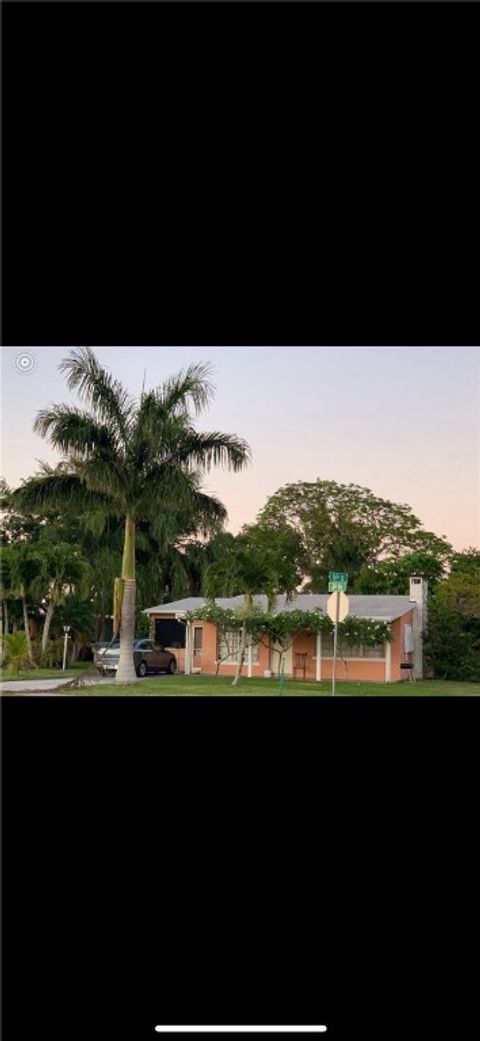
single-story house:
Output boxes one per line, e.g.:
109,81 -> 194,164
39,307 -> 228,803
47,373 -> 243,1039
144,577 -> 428,683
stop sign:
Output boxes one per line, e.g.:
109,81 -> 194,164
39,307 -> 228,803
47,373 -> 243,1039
326,590 -> 350,622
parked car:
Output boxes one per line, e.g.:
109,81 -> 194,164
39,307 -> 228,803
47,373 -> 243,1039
94,639 -> 177,677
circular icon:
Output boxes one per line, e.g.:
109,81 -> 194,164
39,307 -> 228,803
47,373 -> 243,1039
14,351 -> 37,374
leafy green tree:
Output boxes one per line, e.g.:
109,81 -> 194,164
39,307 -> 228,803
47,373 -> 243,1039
355,552 -> 447,595
258,479 -> 452,590
13,348 -> 250,684
449,548 -> 480,578
248,608 -> 329,677
185,603 -> 245,677
203,525 -> 301,685
424,569 -> 480,681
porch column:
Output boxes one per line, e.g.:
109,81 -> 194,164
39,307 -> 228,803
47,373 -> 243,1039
184,621 -> 191,675
316,633 -> 322,682
385,639 -> 392,683
247,640 -> 253,679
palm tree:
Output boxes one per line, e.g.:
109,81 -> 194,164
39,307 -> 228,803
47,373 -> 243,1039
34,540 -> 92,651
134,476 -> 227,609
13,347 -> 250,684
204,530 -> 296,686
53,593 -> 95,661
4,542 -> 43,662
0,542 -> 14,664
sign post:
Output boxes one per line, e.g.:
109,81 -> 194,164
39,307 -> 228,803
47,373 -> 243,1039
62,625 -> 71,671
327,574 -> 349,696
332,592 -> 340,696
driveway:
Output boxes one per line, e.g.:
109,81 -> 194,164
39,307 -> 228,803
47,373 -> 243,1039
0,675 -> 113,695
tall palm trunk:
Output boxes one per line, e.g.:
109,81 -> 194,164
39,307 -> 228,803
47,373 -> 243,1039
42,601 -> 55,651
22,594 -> 34,662
116,515 -> 138,685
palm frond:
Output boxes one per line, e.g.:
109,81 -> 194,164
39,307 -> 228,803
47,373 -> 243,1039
58,347 -> 133,439
138,463 -> 205,517
173,430 -> 251,472
34,405 -> 120,457
11,466 -> 116,515
155,362 -> 215,417
187,490 -> 227,536
77,458 -> 127,504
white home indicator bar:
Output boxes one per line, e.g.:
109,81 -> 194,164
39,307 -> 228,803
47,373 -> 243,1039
155,1029 -> 327,1035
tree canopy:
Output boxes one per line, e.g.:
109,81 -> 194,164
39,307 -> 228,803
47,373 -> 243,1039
257,479 -> 453,589
203,523 -> 303,610
355,551 -> 447,595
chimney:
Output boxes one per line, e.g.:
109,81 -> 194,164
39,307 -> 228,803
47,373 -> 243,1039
409,576 -> 428,677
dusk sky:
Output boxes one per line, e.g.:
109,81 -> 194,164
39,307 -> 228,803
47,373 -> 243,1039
1,346 -> 479,552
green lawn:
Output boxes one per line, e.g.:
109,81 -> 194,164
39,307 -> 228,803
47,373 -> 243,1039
53,674 -> 480,696
0,662 -> 91,682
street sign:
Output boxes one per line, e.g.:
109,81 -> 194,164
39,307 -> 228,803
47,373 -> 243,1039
327,591 -> 350,623
328,571 -> 348,592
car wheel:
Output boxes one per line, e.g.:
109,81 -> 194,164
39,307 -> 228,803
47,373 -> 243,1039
168,659 -> 176,674
136,661 -> 147,678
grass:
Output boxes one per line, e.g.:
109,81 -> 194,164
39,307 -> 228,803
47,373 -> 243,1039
0,662 -> 91,682
31,674 -> 480,696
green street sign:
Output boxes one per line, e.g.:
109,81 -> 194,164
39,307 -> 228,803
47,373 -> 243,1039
328,572 -> 348,592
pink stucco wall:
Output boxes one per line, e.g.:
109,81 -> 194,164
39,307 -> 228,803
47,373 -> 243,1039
157,607 -> 418,683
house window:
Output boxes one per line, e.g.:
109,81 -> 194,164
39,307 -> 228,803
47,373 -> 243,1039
218,630 -> 259,663
321,636 -> 385,659
193,627 -> 203,655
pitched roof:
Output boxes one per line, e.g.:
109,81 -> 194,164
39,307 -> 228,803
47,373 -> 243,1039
145,593 -> 416,623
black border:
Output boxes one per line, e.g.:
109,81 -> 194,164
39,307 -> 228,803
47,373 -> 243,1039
2,0 -> 480,1038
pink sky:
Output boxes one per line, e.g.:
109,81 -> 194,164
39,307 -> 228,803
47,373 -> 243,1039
2,346 -> 479,552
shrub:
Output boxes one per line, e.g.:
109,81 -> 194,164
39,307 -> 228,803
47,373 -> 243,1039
31,637 -> 66,669
424,590 -> 480,682
1,632 -> 32,675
